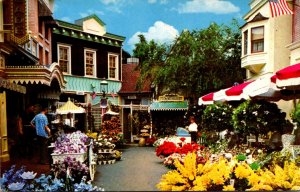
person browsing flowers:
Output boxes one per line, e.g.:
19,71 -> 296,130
188,116 -> 198,143
30,105 -> 51,164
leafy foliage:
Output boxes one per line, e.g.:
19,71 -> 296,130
232,100 -> 292,140
202,103 -> 234,132
291,103 -> 300,127
133,20 -> 245,102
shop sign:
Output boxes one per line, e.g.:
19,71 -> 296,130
158,94 -> 184,102
10,0 -> 29,44
0,78 -> 26,94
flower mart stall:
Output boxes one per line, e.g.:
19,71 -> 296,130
150,94 -> 188,137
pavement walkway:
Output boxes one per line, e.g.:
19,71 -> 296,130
93,145 -> 168,191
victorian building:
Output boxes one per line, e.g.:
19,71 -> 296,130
241,0 -> 299,116
51,14 -> 125,131
0,0 -> 65,162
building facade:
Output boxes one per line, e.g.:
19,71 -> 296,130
51,14 -> 125,131
241,0 -> 299,116
0,0 -> 65,162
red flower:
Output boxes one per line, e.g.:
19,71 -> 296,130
156,141 -> 177,157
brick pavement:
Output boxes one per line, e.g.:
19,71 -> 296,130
93,145 -> 168,191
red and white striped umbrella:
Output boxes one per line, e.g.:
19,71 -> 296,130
225,81 -> 254,101
198,92 -> 214,105
276,63 -> 300,89
243,74 -> 280,101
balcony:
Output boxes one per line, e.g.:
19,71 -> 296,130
241,52 -> 267,74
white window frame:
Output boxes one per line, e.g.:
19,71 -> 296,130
57,43 -> 71,74
108,53 -> 119,80
84,49 -> 97,77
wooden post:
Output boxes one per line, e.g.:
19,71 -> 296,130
0,91 -> 9,162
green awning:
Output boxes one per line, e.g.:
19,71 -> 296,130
150,101 -> 188,111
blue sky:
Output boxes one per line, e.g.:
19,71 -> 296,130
53,0 -> 250,54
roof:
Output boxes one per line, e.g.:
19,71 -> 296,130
119,64 -> 152,93
55,17 -> 125,42
150,101 -> 188,111
75,14 -> 106,27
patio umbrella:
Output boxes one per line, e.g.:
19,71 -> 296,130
243,75 -> 281,101
105,108 -> 119,115
225,81 -> 254,101
198,92 -> 214,105
275,63 -> 300,89
213,88 -> 229,102
57,98 -> 86,114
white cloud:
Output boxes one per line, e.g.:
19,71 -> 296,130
176,0 -> 240,14
100,0 -> 122,5
148,0 -> 168,4
60,17 -> 72,22
128,21 -> 179,48
79,13 -> 88,18
79,9 -> 105,18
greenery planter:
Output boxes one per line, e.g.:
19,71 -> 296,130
282,134 -> 296,148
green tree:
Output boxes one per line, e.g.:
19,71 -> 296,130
132,20 -> 245,102
132,34 -> 169,93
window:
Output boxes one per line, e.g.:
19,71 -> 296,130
45,27 -> 49,40
0,53 -> 5,69
39,46 -> 43,64
58,44 -> 71,74
45,50 -> 49,64
243,30 -> 248,55
32,41 -> 38,57
38,19 -> 43,35
84,49 -> 96,77
251,26 -> 264,53
108,54 -> 119,80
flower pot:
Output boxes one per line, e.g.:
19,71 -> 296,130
138,137 -> 146,147
282,134 -> 296,148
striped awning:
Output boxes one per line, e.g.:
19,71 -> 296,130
150,101 -> 188,111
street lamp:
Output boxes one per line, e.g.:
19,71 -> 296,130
100,79 -> 108,109
100,79 -> 108,98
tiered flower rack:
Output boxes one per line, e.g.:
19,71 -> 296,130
97,149 -> 116,165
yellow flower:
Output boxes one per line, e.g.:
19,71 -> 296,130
234,163 -> 252,179
223,185 -> 235,191
248,183 -> 273,191
248,173 -> 260,186
291,186 -> 300,190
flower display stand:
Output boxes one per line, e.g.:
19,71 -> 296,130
51,152 -> 87,163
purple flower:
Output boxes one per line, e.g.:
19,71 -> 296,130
20,171 -> 37,180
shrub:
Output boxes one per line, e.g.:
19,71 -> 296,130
202,103 -> 234,132
232,100 -> 291,141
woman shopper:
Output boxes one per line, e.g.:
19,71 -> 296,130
188,116 -> 198,143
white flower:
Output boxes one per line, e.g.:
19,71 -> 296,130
258,149 -> 263,154
264,111 -> 270,115
252,111 -> 258,116
8,182 -> 25,191
224,153 -> 232,159
222,112 -> 226,115
246,159 -> 253,164
246,149 -> 250,154
20,171 -> 37,180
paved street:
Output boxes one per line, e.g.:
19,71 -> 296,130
94,145 -> 168,191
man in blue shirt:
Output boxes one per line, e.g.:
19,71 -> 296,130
31,105 -> 51,164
